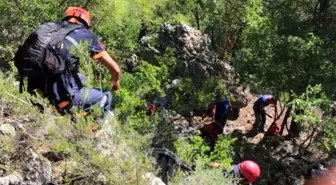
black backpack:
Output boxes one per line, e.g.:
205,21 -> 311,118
14,21 -> 83,95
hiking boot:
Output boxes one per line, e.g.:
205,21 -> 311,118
258,129 -> 265,133
84,124 -> 103,138
91,129 -> 103,137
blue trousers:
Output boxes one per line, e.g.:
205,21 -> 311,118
253,103 -> 266,132
73,88 -> 112,121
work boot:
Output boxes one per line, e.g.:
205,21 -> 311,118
258,126 -> 265,133
84,124 -> 103,138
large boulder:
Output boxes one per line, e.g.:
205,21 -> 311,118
157,23 -> 238,85
137,23 -> 251,108
144,172 -> 166,185
0,124 -> 16,136
148,148 -> 192,184
22,149 -> 52,185
0,172 -> 23,185
229,84 -> 253,108
0,149 -> 52,185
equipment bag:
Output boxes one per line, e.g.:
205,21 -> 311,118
13,21 -> 83,94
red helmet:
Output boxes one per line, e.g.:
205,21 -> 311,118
238,160 -> 261,182
63,7 -> 92,28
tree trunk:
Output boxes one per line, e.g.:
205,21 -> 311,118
280,106 -> 292,135
194,7 -> 200,30
218,32 -> 230,60
313,0 -> 331,26
319,0 -> 330,14
211,24 -> 216,49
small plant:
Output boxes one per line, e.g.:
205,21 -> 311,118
172,131 -> 237,184
287,84 -> 333,150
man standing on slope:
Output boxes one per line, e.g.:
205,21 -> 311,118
253,94 -> 277,133
211,87 -> 232,129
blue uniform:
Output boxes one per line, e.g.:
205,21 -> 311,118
49,26 -> 111,120
214,100 -> 230,120
254,94 -> 274,107
253,94 -> 275,132
214,96 -> 231,128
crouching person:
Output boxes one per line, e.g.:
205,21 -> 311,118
210,160 -> 261,184
14,7 -> 121,135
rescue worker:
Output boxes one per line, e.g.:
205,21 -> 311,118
253,95 -> 277,133
211,88 -> 232,129
17,7 -> 120,128
51,7 -> 120,121
210,160 -> 261,184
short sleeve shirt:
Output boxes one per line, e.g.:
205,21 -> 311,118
59,28 -> 106,61
50,27 -> 107,102
255,94 -> 274,106
215,100 -> 230,118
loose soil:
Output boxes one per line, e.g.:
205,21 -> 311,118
191,95 -> 331,185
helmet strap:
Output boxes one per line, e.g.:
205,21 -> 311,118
68,17 -> 80,24
65,17 -> 89,29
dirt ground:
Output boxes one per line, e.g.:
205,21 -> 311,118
192,95 -> 290,144
225,95 -> 289,143
190,95 -> 331,185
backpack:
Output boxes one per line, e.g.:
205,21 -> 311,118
200,121 -> 223,144
13,21 -> 83,95
267,122 -> 280,135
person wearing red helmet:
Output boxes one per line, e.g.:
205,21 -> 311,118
210,160 -> 261,184
15,7 -> 120,137
50,7 -> 120,122
237,160 -> 261,183
63,7 -> 92,28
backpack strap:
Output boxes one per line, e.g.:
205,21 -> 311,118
64,35 -> 83,90
65,36 -> 79,47
19,75 -> 24,93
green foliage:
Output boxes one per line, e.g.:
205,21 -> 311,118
286,84 -> 335,152
170,78 -> 223,116
172,159 -> 237,185
1,0 -> 336,184
0,134 -> 16,174
47,113 -> 152,185
287,85 -> 331,127
173,132 -> 211,164
209,135 -> 236,169
172,134 -> 237,185
235,0 -> 336,96
113,61 -> 168,125
0,68 -> 153,184
173,132 -> 236,169
321,118 -> 336,152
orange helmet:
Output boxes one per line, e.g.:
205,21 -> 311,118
238,160 -> 261,182
63,7 -> 92,28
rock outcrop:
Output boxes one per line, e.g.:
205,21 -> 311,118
0,149 -> 51,185
157,23 -> 237,85
0,172 -> 23,185
148,148 -> 192,184
22,149 -> 52,185
137,23 -> 252,108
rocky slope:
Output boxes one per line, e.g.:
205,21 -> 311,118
135,22 -> 252,109
0,22 -> 333,185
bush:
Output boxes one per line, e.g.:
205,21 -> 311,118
172,132 -> 237,184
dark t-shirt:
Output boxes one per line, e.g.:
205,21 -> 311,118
214,98 -> 230,120
50,27 -> 106,102
255,94 -> 274,106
